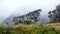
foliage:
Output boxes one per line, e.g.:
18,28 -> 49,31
14,20 -> 34,25
0,23 -> 59,34
13,9 -> 42,24
0,26 -> 11,34
48,4 -> 60,23
23,20 -> 34,25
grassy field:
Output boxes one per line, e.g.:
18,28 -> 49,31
0,23 -> 60,34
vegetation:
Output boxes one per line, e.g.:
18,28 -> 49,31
15,20 -> 34,25
13,9 -> 42,24
48,5 -> 60,23
0,23 -> 60,34
1,4 -> 60,34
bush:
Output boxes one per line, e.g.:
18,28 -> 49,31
23,20 -> 34,25
15,20 -> 34,25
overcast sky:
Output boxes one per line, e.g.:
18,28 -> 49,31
0,0 -> 60,23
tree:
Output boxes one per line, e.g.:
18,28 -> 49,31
48,4 -> 60,23
13,9 -> 42,24
26,9 -> 42,22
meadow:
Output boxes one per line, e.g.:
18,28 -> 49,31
0,23 -> 60,34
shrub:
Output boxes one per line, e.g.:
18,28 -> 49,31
23,20 -> 34,25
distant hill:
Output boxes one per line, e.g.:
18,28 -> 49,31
1,8 -> 49,25
1,15 -> 15,25
1,15 -> 48,25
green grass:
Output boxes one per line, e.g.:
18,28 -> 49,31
0,23 -> 60,34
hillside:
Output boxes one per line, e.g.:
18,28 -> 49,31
0,23 -> 60,34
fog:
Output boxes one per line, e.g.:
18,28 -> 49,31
0,0 -> 60,23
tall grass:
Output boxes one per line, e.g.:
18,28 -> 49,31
0,23 -> 60,34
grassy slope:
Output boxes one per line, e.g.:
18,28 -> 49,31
13,23 -> 60,34
0,23 -> 60,34
8,23 -> 60,34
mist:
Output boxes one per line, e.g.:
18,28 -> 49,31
0,0 -> 60,23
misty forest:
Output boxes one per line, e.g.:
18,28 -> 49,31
0,1 -> 60,34
12,4 -> 60,25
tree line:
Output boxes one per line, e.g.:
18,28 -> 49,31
13,4 -> 60,25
